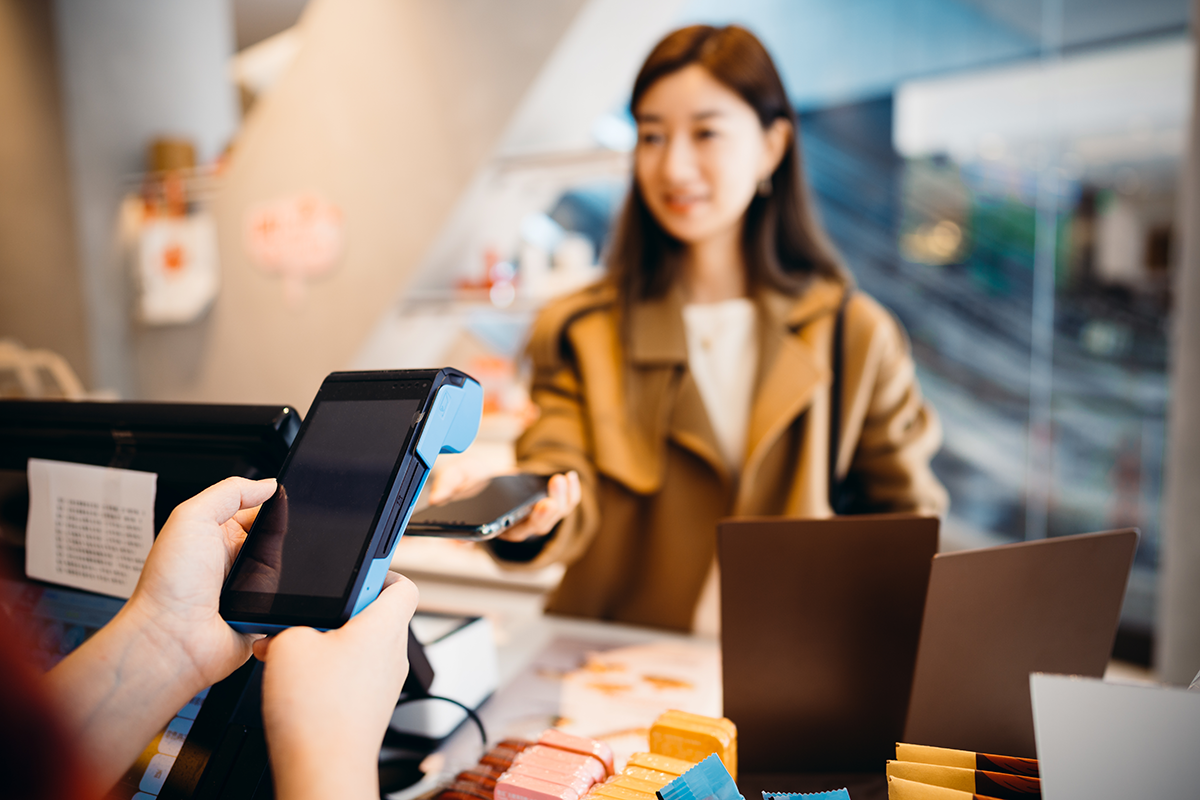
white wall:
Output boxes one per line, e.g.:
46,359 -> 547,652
134,0 -> 587,411
390,0 -> 687,295
496,0 -> 689,158
54,0 -> 240,397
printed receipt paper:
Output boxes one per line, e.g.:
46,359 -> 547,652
25,458 -> 157,599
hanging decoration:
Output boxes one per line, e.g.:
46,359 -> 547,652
245,192 -> 345,306
137,213 -> 220,324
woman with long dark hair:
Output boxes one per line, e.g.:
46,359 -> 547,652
435,25 -> 947,632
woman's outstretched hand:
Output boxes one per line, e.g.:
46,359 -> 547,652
496,471 -> 581,542
429,460 -> 581,544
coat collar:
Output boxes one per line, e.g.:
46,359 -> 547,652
626,278 -> 846,360
629,289 -> 688,365
624,285 -> 726,481
620,278 -> 847,485
779,276 -> 846,329
743,280 -> 844,482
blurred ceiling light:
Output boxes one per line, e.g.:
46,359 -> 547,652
902,220 -> 964,266
592,112 -> 637,153
231,27 -> 303,100
489,280 -> 516,308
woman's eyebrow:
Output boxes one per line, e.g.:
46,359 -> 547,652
635,109 -> 726,124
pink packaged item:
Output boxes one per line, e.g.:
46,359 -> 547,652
495,772 -> 580,800
504,764 -> 592,796
516,745 -> 607,785
538,730 -> 615,778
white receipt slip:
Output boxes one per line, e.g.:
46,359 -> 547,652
26,458 -> 157,599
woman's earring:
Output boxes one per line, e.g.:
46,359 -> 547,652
757,177 -> 773,197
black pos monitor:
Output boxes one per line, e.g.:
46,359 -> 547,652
0,399 -> 301,542
0,399 -> 301,800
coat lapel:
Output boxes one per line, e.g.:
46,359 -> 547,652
743,281 -> 845,482
574,303 -> 672,495
614,280 -> 846,492
629,290 -> 728,483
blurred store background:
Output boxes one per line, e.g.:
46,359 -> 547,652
0,0 -> 1194,675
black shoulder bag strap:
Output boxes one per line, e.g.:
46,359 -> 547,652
828,289 -> 852,513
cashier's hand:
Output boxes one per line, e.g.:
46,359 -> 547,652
253,572 -> 419,800
42,477 -> 276,791
497,471 -> 581,543
124,476 -> 276,690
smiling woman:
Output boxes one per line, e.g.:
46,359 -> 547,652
474,25 -> 948,631
632,64 -> 791,301
612,25 -> 847,303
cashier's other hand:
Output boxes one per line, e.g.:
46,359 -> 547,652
252,572 -> 419,800
125,476 -> 277,689
497,471 -> 580,543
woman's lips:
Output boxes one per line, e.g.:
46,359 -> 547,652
663,194 -> 707,214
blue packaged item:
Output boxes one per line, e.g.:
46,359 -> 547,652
656,754 -> 743,800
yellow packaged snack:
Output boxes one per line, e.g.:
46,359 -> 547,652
605,776 -> 662,793
624,752 -> 696,777
587,783 -> 657,800
619,767 -> 674,788
649,710 -> 738,779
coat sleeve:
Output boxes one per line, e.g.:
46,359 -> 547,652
485,297 -> 603,571
844,295 -> 949,516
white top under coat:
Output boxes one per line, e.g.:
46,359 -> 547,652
683,297 -> 758,638
681,297 -> 759,474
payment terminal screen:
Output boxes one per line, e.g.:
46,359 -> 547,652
225,397 -> 419,599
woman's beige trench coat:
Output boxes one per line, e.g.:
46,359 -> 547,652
495,277 -> 948,631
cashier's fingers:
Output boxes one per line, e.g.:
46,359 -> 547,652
227,484 -> 280,555
251,573 -> 418,662
169,477 -> 277,534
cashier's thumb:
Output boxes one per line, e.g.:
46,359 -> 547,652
347,573 -> 420,637
184,476 -> 278,527
252,635 -> 275,661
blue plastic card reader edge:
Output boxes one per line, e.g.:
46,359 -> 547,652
349,373 -> 482,618
222,369 -> 483,636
